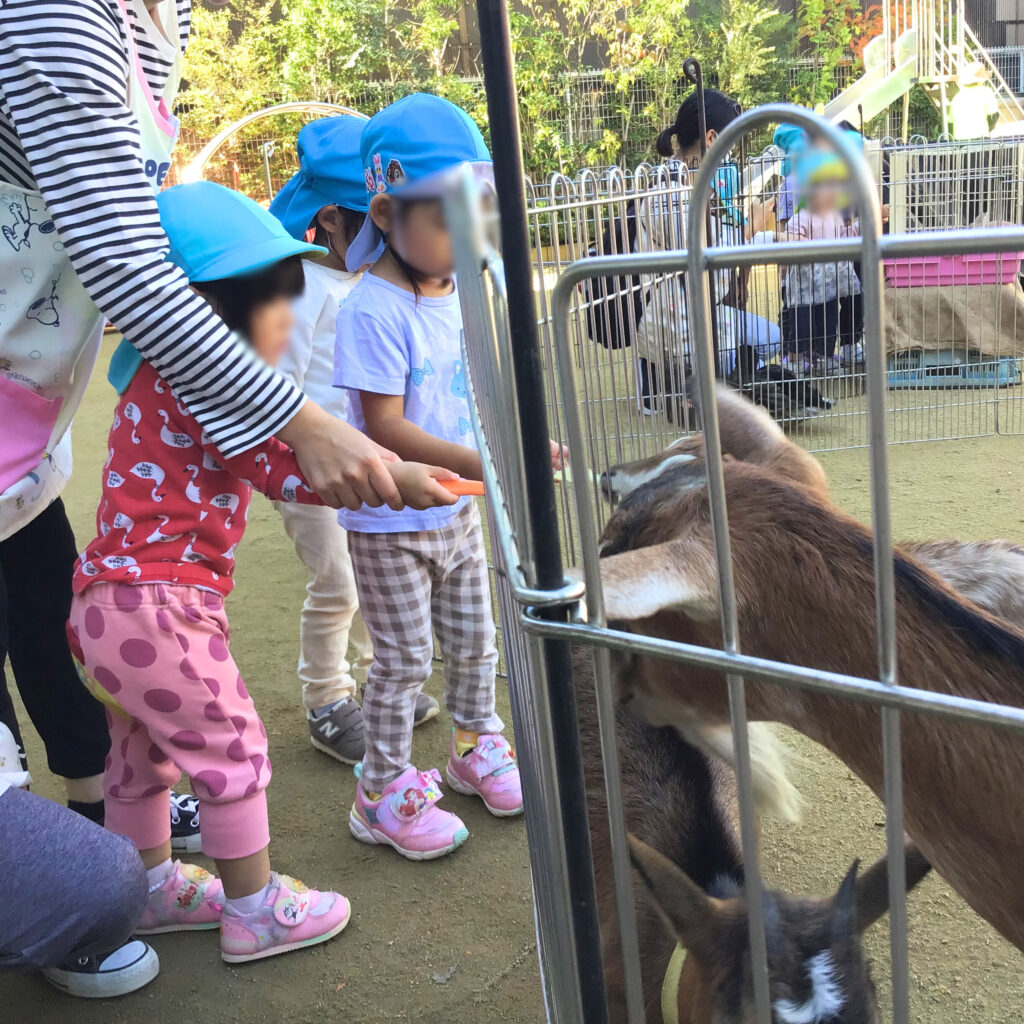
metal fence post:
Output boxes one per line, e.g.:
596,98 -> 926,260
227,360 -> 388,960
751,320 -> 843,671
475,2 -> 611,1020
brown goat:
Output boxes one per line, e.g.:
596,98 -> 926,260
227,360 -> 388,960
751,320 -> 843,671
576,645 -> 931,1023
600,391 -> 1024,627
593,386 -> 1024,951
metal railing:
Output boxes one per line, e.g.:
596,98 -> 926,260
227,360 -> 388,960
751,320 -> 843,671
451,103 -> 1024,1024
521,134 -> 1024,469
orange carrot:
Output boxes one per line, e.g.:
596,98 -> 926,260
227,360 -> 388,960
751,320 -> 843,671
440,478 -> 486,496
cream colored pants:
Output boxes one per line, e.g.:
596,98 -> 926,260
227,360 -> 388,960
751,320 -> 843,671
276,502 -> 372,712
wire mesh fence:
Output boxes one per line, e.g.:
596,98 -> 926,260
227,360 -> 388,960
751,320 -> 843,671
451,105 -> 1024,1024
522,132 -> 1024,493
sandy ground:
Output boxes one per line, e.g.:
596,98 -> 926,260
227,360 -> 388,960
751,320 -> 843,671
5,339 -> 1024,1021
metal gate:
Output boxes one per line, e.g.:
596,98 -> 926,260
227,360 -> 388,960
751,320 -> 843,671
447,89 -> 1024,1024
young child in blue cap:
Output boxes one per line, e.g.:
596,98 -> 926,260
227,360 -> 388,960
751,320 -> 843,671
68,181 -> 456,961
336,94 -> 565,860
270,116 -> 441,767
780,130 -> 866,374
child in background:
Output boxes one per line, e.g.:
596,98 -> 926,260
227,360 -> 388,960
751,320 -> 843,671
68,182 -> 456,960
780,134 -> 863,373
336,94 -> 564,860
269,116 -> 440,768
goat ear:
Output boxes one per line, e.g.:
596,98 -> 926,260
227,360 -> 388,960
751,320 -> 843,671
852,840 -> 932,934
598,539 -> 719,623
628,834 -> 724,961
830,860 -> 860,943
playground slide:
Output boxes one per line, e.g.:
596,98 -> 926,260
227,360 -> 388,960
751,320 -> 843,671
824,30 -> 918,128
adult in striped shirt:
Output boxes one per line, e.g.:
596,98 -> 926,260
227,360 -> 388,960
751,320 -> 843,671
0,1 -> 403,992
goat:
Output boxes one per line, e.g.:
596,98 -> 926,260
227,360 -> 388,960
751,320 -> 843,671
576,645 -> 931,1023
599,388 -> 1024,627
592,385 -> 1024,951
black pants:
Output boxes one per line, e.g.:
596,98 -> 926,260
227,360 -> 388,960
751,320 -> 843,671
838,292 -> 863,350
0,499 -> 109,778
784,299 -> 840,361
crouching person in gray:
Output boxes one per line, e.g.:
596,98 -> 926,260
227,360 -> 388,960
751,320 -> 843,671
0,784 -> 158,998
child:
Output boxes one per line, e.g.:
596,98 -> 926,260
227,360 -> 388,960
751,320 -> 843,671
335,94 -> 563,860
269,116 -> 440,766
67,181 -> 457,960
780,135 -> 863,374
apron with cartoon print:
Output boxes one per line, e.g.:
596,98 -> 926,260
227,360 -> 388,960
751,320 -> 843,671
0,0 -> 179,541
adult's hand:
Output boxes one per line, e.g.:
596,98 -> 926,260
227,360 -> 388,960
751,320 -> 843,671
277,401 -> 403,511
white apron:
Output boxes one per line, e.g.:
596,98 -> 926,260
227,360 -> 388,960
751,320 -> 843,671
0,0 -> 180,541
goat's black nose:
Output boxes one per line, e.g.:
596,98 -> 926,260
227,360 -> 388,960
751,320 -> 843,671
599,470 -> 615,502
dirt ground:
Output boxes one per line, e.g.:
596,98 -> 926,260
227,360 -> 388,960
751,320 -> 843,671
5,339 -> 1024,1021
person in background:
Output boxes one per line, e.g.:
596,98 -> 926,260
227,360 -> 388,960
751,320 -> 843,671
635,89 -> 782,411
269,116 -> 442,768
336,95 -> 566,860
951,62 -> 1000,140
779,136 -> 863,373
68,182 -> 457,959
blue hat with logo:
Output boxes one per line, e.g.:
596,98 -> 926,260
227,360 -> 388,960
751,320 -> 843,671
108,181 -> 326,393
269,114 -> 371,241
345,93 -> 492,271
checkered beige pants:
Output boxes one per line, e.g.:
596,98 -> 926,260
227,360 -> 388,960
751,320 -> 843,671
347,502 -> 502,791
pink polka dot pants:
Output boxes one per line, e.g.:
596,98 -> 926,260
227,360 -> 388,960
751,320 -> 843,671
68,582 -> 271,860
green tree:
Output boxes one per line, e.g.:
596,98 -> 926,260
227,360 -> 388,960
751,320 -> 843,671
178,1 -> 281,135
793,0 -> 860,108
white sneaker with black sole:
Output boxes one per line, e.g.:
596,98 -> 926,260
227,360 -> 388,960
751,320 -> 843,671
41,940 -> 159,999
169,791 -> 202,853
0,722 -> 30,788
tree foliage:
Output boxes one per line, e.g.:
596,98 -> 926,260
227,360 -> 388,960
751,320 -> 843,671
178,0 -> 794,176
792,0 -> 861,108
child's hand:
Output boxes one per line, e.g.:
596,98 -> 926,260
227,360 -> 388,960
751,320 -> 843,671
386,461 -> 460,510
550,440 -> 569,472
880,203 -> 890,224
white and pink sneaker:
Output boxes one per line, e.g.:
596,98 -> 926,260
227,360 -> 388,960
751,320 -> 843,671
220,872 -> 350,963
446,733 -> 524,817
136,861 -> 223,934
349,766 -> 468,861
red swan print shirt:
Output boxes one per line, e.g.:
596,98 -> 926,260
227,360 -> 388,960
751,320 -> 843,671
73,361 -> 321,597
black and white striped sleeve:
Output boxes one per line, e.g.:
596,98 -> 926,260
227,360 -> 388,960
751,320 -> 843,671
0,0 -> 306,456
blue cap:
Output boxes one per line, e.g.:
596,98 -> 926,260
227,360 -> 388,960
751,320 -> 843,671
795,130 -> 864,189
107,182 -> 326,395
269,114 -> 370,241
346,93 -> 492,270
773,123 -> 807,177
158,181 -> 326,282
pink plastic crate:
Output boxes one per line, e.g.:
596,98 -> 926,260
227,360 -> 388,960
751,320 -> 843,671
884,252 -> 1024,288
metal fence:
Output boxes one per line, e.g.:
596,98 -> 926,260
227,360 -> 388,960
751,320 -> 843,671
451,104 -> 1024,1024
521,132 -> 1024,470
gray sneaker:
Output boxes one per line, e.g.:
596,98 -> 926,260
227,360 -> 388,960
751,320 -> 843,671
308,698 -> 365,765
310,694 -> 440,765
414,692 -> 440,727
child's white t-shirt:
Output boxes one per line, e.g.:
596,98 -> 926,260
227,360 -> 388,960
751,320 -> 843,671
278,260 -> 360,422
334,273 -> 474,534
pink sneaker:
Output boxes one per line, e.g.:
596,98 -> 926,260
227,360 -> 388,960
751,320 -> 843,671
220,872 -> 350,964
349,766 -> 468,861
446,734 -> 524,817
136,861 -> 223,934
